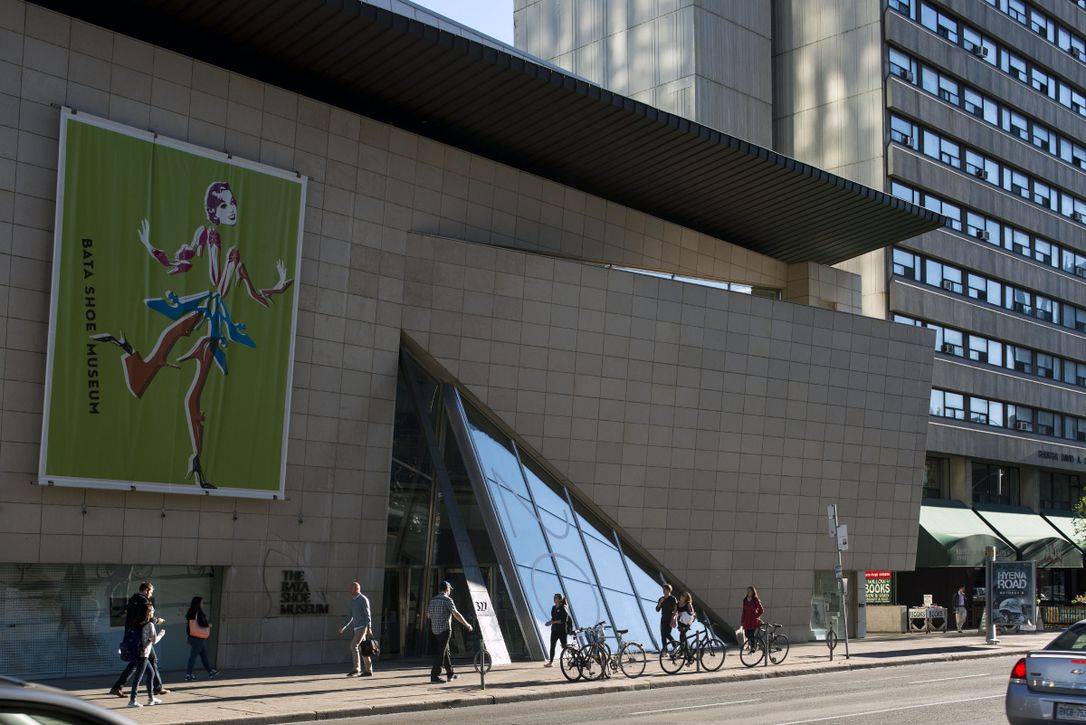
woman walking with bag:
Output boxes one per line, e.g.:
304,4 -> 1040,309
676,592 -> 696,646
544,593 -> 572,667
184,596 -> 219,681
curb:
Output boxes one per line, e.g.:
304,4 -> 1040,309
146,644 -> 1031,725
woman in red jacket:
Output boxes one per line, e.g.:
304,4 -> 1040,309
741,586 -> 764,651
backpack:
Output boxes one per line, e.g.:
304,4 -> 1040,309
118,629 -> 141,662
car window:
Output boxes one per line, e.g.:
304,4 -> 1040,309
1046,624 -> 1086,651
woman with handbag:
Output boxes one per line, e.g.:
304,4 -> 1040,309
184,596 -> 219,681
676,591 -> 696,647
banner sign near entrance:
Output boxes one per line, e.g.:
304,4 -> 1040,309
991,560 -> 1037,630
864,571 -> 893,604
39,109 -> 305,498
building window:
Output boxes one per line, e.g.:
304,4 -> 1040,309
972,462 -> 1020,505
1040,471 -> 1082,511
924,458 -> 950,499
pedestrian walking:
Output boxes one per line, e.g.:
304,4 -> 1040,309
128,605 -> 165,708
426,581 -> 472,684
544,592 -> 572,667
741,586 -> 764,648
184,596 -> 220,681
338,582 -> 374,677
953,585 -> 969,632
676,591 -> 696,646
655,583 -> 679,652
110,582 -> 167,697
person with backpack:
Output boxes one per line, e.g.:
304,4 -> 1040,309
184,596 -> 220,681
110,582 -> 166,697
544,593 -> 572,667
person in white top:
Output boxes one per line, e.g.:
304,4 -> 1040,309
129,606 -> 166,708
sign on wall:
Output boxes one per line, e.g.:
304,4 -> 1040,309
39,109 -> 305,498
991,560 -> 1037,631
864,570 -> 893,604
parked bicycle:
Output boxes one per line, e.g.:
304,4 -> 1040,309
598,622 -> 648,678
559,622 -> 609,682
658,616 -> 726,674
739,621 -> 789,667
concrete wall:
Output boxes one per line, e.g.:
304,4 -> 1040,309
513,0 -> 773,145
0,0 -> 934,661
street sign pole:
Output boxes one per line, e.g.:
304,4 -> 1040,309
828,504 -> 850,659
985,545 -> 1000,645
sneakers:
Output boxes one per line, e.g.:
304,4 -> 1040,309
154,688 -> 170,695
447,673 -> 459,681
346,670 -> 361,677
148,698 -> 162,706
184,674 -> 196,682
429,677 -> 444,684
127,701 -> 142,708
109,687 -> 123,698
543,661 -> 553,667
208,669 -> 220,679
360,671 -> 373,677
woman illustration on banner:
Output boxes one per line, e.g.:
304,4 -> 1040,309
94,181 -> 293,489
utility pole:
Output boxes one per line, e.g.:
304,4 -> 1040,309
985,545 -> 1000,645
827,504 -> 850,659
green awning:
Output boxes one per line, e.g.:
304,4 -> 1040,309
917,501 -> 1015,568
975,506 -> 1083,569
1041,513 -> 1086,554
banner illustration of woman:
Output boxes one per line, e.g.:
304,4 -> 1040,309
93,182 -> 293,489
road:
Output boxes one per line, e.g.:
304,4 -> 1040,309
315,655 -> 1016,724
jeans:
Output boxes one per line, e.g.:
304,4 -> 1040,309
114,647 -> 161,692
660,620 -> 678,650
349,628 -> 373,674
187,636 -> 213,676
129,657 -> 154,702
430,629 -> 452,680
548,627 -> 567,663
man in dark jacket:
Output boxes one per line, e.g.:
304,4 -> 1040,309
109,582 -> 167,697
655,584 -> 679,651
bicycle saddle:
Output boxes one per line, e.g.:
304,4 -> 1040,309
615,629 -> 628,635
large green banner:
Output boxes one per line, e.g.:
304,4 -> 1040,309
40,110 -> 305,498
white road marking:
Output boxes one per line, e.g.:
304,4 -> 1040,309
908,673 -> 991,684
629,698 -> 761,716
776,693 -> 1003,724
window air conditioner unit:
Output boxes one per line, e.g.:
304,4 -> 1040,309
941,279 -> 956,291
1074,212 -> 1084,222
975,228 -> 990,240
1075,265 -> 1086,278
902,134 -> 913,145
973,166 -> 987,179
973,45 -> 989,58
940,342 -> 957,354
1015,421 -> 1031,431
898,68 -> 913,82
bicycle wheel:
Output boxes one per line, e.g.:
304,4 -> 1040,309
618,642 -> 647,678
473,648 -> 492,674
559,645 -> 581,682
739,638 -> 764,668
698,637 -> 726,672
580,643 -> 608,680
769,633 -> 790,664
659,643 -> 686,674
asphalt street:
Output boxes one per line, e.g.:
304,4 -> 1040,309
315,654 -> 1017,724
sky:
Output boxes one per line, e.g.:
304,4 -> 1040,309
412,0 -> 514,44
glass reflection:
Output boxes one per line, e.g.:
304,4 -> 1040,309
522,460 -> 572,518
539,511 -> 594,583
486,480 -> 556,572
518,566 -> 562,644
386,461 -> 432,566
562,577 -> 607,629
465,410 -> 530,497
603,590 -> 653,649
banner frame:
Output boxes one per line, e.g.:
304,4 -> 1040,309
37,107 -> 306,500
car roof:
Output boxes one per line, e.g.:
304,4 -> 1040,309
0,684 -> 135,725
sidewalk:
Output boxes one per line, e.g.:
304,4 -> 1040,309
54,630 -> 1054,724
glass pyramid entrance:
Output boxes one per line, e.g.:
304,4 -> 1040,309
380,347 -> 733,661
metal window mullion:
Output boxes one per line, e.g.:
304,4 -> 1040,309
509,441 -> 577,636
611,530 -> 660,651
563,487 -> 618,647
443,386 -> 545,660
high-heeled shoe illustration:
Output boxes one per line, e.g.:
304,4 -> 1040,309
187,454 -> 216,490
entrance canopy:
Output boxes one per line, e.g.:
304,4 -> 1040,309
975,506 -> 1083,569
917,501 -> 1014,567
1042,513 -> 1085,554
